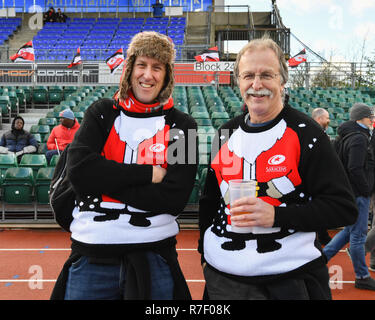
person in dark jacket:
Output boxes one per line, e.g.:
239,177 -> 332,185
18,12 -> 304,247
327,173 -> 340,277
0,116 -> 39,162
198,37 -> 357,300
366,124 -> 375,272
324,103 -> 375,290
43,7 -> 57,24
51,32 -> 197,300
56,8 -> 67,23
312,107 -> 332,245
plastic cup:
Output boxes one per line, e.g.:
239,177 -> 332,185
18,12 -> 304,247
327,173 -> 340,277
229,179 -> 257,233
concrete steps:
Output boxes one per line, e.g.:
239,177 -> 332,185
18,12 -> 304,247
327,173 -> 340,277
4,14 -> 39,60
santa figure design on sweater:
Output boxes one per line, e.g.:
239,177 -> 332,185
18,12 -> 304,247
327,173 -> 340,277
77,112 -> 178,226
211,119 -> 304,253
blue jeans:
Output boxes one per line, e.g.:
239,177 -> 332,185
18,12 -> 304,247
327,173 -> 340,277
64,252 -> 174,300
323,196 -> 370,279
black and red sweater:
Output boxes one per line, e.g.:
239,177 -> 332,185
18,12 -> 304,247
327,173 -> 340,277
198,104 -> 357,282
66,98 -> 197,256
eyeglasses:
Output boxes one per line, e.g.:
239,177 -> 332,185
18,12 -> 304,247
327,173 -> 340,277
238,72 -> 280,82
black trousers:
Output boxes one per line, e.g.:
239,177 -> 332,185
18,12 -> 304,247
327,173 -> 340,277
203,265 -> 331,300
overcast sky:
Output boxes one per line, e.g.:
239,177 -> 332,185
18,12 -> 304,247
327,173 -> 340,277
224,0 -> 375,62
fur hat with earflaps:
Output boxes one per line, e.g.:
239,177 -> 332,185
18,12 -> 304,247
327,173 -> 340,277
118,31 -> 175,105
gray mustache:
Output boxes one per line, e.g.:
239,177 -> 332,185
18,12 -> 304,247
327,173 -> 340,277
245,88 -> 272,96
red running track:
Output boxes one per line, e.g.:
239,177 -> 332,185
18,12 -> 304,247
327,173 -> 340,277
0,228 -> 373,300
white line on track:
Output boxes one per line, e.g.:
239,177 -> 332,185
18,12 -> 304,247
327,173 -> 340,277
0,279 -> 206,283
0,248 -> 197,251
0,279 -> 354,284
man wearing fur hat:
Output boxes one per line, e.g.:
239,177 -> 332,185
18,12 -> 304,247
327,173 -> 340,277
51,32 -> 197,300
324,103 -> 375,290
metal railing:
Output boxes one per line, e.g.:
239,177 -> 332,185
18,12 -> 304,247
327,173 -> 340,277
0,1 -> 197,14
288,61 -> 375,90
0,61 -> 374,90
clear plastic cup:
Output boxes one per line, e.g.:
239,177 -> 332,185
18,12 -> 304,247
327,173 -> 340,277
229,179 -> 257,233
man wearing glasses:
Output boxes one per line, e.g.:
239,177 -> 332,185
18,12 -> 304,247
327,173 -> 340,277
198,36 -> 357,299
324,103 -> 375,291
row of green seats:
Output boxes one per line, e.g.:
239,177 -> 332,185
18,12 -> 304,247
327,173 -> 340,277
1,166 -> 54,205
0,153 -> 59,178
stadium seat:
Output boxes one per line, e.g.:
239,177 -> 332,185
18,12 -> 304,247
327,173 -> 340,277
53,105 -> 69,113
49,154 -> 60,167
30,125 -> 50,141
32,133 -> 42,143
198,133 -> 215,145
20,86 -> 33,104
46,111 -> 60,119
326,126 -> 335,136
0,95 -> 11,121
63,87 -> 77,99
195,118 -> 212,127
2,167 -> 34,204
213,118 -> 227,129
0,153 -> 17,179
74,111 -> 84,123
32,86 -> 49,105
35,167 -> 55,204
38,117 -> 57,130
15,89 -> 27,111
48,86 -> 64,104
211,111 -> 229,121
7,91 -> 19,115
37,143 -> 48,155
191,111 -> 210,119
19,154 -> 48,179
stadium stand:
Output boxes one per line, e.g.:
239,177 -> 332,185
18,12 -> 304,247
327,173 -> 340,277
32,16 -> 186,62
0,82 -> 374,224
0,17 -> 21,46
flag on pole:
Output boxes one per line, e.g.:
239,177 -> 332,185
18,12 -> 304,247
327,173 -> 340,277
106,48 -> 125,74
10,41 -> 35,62
67,47 -> 82,68
194,46 -> 220,62
288,49 -> 307,68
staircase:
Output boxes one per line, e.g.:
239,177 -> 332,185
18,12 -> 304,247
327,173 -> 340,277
185,25 -> 209,46
4,14 -> 39,60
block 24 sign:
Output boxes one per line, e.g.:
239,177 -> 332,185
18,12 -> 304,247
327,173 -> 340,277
194,61 -> 235,72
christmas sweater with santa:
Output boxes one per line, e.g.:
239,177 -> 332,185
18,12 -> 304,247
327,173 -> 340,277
66,98 -> 198,257
199,104 -> 357,281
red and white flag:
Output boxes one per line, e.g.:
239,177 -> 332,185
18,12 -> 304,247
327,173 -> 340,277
10,41 -> 35,62
288,49 -> 307,68
106,48 -> 124,74
194,46 -> 220,62
67,47 -> 82,68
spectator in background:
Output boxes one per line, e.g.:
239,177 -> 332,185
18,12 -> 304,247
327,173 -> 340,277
366,119 -> 375,272
43,7 -> 57,24
311,107 -> 332,245
152,0 -> 164,18
0,116 -> 39,162
56,8 -> 67,23
311,107 -> 330,131
323,103 -> 375,291
46,109 -> 79,164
